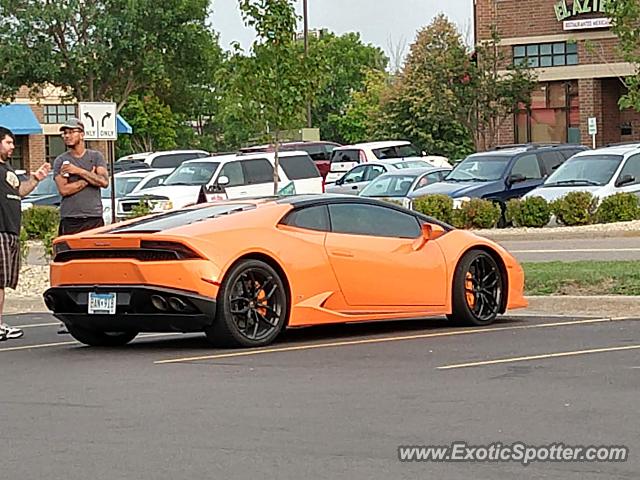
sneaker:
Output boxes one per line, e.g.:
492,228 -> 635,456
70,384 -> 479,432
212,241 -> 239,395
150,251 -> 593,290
0,323 -> 23,340
58,323 -> 69,335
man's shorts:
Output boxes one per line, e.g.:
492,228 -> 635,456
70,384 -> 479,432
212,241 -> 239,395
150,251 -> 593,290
0,232 -> 20,289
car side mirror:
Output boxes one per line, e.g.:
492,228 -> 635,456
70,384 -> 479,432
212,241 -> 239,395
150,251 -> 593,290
335,177 -> 344,186
344,177 -> 354,184
414,223 -> 446,250
507,173 -> 526,186
422,151 -> 427,156
217,175 -> 230,186
615,174 -> 635,187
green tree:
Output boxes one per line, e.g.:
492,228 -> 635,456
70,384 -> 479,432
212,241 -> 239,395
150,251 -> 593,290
116,94 -> 178,156
0,0 -> 220,111
307,32 -> 388,142
610,0 -> 640,109
237,0 -> 314,192
328,69 -> 390,144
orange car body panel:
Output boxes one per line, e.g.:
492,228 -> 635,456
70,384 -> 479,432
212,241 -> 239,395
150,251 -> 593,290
50,200 -> 527,328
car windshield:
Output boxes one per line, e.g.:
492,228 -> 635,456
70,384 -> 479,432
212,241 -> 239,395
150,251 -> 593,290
163,162 -> 219,186
30,174 -> 57,195
446,155 -> 510,181
360,174 -> 418,197
543,155 -> 623,187
393,160 -> 430,169
372,143 -> 420,160
101,176 -> 145,199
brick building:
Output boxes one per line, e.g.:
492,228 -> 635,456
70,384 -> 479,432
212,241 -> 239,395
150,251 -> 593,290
474,0 -> 639,147
0,86 -> 131,172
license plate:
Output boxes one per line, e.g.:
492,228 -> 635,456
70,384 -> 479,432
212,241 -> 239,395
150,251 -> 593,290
88,292 -> 117,315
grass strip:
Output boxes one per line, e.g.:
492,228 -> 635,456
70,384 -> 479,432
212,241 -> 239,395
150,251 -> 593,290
523,261 -> 640,296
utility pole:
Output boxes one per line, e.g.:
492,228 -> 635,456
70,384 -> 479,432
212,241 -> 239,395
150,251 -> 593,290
303,0 -> 312,128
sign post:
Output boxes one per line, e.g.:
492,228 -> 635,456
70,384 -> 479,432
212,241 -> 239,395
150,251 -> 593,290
78,102 -> 118,223
588,117 -> 597,149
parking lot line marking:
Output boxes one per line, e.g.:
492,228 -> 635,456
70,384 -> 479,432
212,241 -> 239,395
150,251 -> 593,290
16,322 -> 59,329
437,344 -> 640,370
511,248 -> 640,253
154,317 -> 636,365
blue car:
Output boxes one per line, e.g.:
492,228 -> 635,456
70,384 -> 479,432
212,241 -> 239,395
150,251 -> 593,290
409,144 -> 587,212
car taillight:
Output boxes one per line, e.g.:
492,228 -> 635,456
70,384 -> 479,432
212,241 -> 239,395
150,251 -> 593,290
359,150 -> 367,163
139,241 -> 203,260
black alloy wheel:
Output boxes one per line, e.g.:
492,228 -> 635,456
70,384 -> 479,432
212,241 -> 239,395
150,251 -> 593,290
207,259 -> 288,347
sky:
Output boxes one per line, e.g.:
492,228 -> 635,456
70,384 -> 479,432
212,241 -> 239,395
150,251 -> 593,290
209,0 -> 474,66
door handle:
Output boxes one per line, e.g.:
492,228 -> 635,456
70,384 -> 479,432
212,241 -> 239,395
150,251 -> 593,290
330,249 -> 354,258
351,185 -> 358,190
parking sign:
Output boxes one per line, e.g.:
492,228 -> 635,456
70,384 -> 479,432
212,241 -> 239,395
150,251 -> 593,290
78,102 -> 117,140
588,117 -> 597,136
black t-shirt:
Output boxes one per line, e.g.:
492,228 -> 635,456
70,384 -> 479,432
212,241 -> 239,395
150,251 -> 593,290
0,162 -> 22,235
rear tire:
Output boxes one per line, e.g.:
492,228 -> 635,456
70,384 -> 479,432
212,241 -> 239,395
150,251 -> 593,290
67,325 -> 138,347
206,259 -> 289,348
447,250 -> 504,326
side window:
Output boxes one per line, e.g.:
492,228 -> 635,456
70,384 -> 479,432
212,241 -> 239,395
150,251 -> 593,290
279,155 -> 320,180
328,203 -> 421,238
151,153 -> 199,168
324,144 -> 338,159
332,150 -> 360,164
415,172 -> 441,189
538,151 -> 565,176
343,165 -> 367,183
219,162 -> 246,187
302,145 -> 325,161
511,153 -> 542,180
366,165 -> 386,181
243,158 -> 274,184
617,154 -> 640,185
280,205 -> 329,231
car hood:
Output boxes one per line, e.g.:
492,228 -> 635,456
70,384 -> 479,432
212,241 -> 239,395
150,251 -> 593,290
123,185 -> 202,207
523,185 -> 603,202
408,180 -> 501,199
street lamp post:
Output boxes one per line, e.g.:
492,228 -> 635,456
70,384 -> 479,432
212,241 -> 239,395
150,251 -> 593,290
303,0 -> 312,128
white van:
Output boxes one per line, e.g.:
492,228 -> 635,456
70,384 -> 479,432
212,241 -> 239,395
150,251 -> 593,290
117,151 -> 323,216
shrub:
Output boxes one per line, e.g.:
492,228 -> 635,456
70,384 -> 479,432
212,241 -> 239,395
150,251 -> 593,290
595,192 -> 640,223
506,196 -> 551,228
42,226 -> 58,259
130,198 -> 152,218
453,198 -> 501,229
22,206 -> 59,240
412,194 -> 454,224
551,191 -> 597,226
18,228 -> 29,262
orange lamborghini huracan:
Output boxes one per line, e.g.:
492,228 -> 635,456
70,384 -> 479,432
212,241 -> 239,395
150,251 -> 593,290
44,195 -> 527,348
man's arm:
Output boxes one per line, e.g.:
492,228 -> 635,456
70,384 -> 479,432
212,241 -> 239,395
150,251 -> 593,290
19,162 -> 51,198
55,174 -> 89,197
76,165 -> 109,188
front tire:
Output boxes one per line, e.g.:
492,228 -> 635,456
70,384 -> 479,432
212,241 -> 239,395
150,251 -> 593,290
67,325 -> 138,347
447,250 -> 504,326
206,259 -> 289,348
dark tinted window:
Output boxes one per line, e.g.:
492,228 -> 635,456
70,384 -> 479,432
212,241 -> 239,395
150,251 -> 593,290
279,155 -> 320,179
538,151 -> 565,175
511,153 -> 542,179
331,150 -> 360,163
296,145 -> 325,161
144,175 -> 168,189
559,148 -> 583,160
151,153 -> 203,168
281,205 -> 329,231
243,159 -> 274,184
328,203 -> 421,238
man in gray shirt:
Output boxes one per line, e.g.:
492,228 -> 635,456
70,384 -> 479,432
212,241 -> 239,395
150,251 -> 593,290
53,118 -> 109,236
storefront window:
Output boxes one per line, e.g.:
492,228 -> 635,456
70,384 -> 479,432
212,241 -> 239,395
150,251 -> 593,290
44,104 -> 77,124
9,136 -> 24,170
46,135 -> 66,163
513,42 -> 578,68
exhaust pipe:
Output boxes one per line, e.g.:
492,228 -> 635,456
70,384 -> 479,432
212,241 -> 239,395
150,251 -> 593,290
168,297 -> 188,312
150,295 -> 169,312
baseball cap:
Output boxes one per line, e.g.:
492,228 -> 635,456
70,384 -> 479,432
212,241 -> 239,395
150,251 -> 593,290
59,118 -> 85,132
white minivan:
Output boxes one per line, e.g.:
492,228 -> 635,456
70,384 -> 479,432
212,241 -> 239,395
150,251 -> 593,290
117,151 -> 323,216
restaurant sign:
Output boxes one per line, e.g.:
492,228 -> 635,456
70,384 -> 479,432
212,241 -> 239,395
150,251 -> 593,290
554,0 -> 612,21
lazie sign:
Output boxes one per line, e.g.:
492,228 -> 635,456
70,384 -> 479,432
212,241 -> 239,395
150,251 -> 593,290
554,0 -> 612,22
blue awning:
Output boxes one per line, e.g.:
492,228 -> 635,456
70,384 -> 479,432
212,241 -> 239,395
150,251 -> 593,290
0,104 -> 43,135
117,114 -> 133,134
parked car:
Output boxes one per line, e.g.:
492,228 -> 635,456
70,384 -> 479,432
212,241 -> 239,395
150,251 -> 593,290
239,141 -> 340,179
21,173 -> 61,210
409,143 -> 588,210
326,159 -> 444,195
116,150 -> 210,170
102,169 -> 174,224
358,167 -> 452,208
45,195 -> 527,348
326,140 -> 451,184
523,143 -> 640,203
118,151 -> 323,216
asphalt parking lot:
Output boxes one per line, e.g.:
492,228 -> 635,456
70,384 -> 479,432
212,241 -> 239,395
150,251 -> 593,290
1,313 -> 638,479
